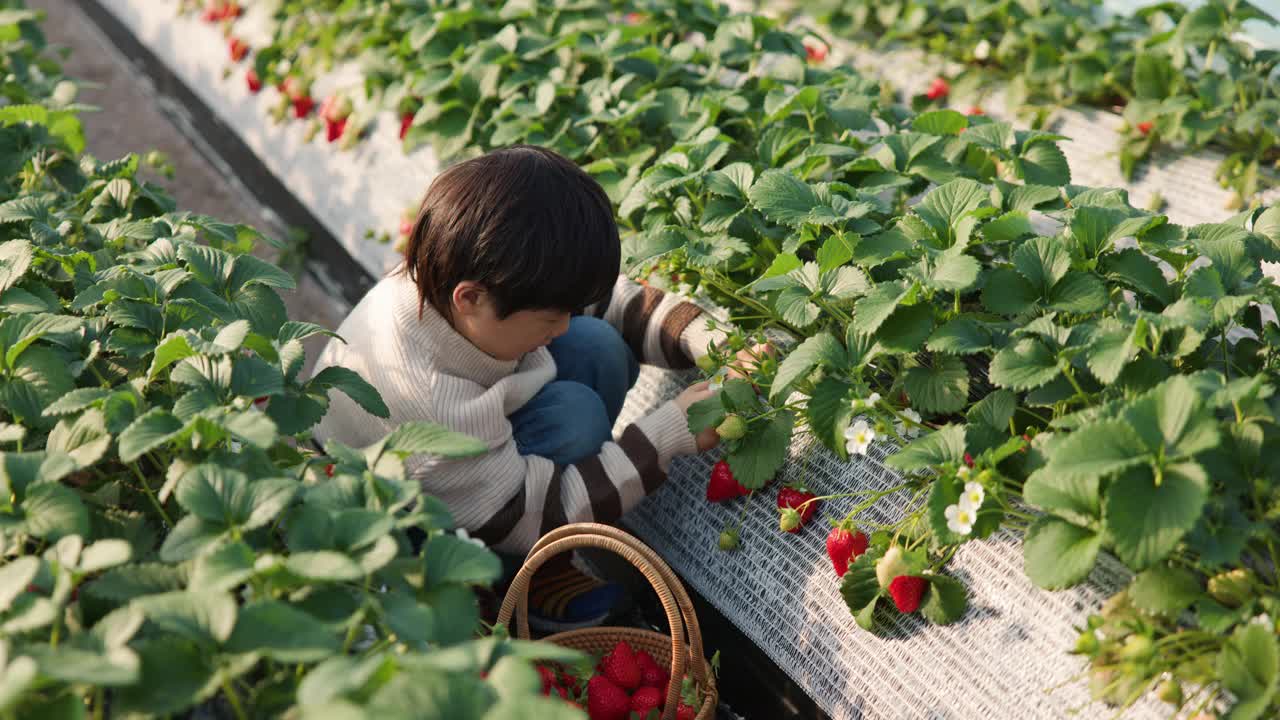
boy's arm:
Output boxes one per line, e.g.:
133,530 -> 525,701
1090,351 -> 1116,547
580,275 -> 728,369
408,398 -> 696,555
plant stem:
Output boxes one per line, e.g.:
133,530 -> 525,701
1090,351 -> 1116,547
220,672 -> 249,720
129,462 -> 173,527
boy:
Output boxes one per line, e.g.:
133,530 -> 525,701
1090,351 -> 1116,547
312,145 -> 749,630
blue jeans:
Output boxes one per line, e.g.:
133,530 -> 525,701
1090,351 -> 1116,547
509,316 -> 640,465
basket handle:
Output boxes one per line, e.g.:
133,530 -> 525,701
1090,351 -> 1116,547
496,525 -> 697,719
522,523 -> 712,691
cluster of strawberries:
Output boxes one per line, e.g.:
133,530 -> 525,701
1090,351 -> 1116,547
705,460 -> 929,615
537,641 -> 698,720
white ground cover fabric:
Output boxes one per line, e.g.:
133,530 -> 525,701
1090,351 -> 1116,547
101,0 -> 1266,715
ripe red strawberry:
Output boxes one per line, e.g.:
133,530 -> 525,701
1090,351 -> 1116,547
675,704 -> 697,720
963,452 -> 974,468
826,523 -> 869,577
706,459 -> 748,502
1137,121 -> 1154,135
634,650 -> 658,672
776,486 -> 818,533
888,575 -> 928,613
630,686 -> 663,717
325,118 -> 347,143
624,11 -> 644,24
245,69 -> 262,93
228,37 -> 249,62
399,112 -> 414,140
587,675 -> 631,720
324,463 -> 335,477
536,665 -> 556,694
640,664 -> 669,690
223,2 -> 242,19
926,77 -> 950,100
292,95 -> 315,118
805,40 -> 828,63
600,641 -> 642,691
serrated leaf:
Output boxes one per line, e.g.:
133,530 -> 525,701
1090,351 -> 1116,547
1128,565 -> 1201,616
21,482 -> 88,540
224,600 -> 339,662
1218,623 -> 1278,710
875,303 -> 934,354
839,547 -> 884,617
989,337 -> 1060,390
135,590 -> 237,643
886,424 -> 966,472
118,408 -> 185,462
926,317 -> 992,355
379,421 -> 486,459
308,366 -> 390,419
920,575 -> 967,624
726,411 -> 793,489
849,282 -> 909,336
1023,517 -> 1102,589
903,356 -> 969,414
770,332 -> 844,401
1018,142 -> 1070,186
981,267 -> 1038,316
747,170 -> 817,227
424,534 -> 502,589
1105,464 -> 1208,570
1048,272 -> 1107,314
807,377 -> 853,459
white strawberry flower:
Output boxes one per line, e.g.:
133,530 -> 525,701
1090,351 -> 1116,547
974,39 -> 992,61
895,408 -> 922,438
959,481 -> 985,511
851,392 -> 881,411
708,366 -> 729,392
844,419 -> 876,456
956,465 -> 971,479
945,503 -> 976,535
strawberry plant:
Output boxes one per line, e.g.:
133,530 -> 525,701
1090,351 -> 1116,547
154,0 -> 1280,714
0,6 -> 584,718
804,0 -> 1280,206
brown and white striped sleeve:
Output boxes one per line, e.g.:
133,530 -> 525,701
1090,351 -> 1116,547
582,275 -> 728,369
412,398 -> 698,555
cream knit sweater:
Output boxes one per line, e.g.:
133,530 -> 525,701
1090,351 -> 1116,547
311,271 -> 725,553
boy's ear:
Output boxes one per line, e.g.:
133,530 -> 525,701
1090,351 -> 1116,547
451,281 -> 487,317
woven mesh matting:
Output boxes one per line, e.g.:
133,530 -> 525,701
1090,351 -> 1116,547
615,364 -> 1175,720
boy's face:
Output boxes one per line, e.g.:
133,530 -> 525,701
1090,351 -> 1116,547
450,281 -> 571,361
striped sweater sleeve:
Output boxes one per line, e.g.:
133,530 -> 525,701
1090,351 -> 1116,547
582,275 -> 727,369
409,398 -> 698,555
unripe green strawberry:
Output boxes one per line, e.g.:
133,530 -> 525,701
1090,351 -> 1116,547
1074,631 -> 1099,655
1156,678 -> 1182,706
1208,568 -> 1255,608
876,545 -> 908,589
717,414 -> 746,440
695,354 -> 717,373
718,528 -> 740,551
779,507 -> 801,532
1118,635 -> 1154,663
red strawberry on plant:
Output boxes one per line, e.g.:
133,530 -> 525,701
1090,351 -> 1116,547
926,77 -> 950,100
706,460 -> 748,502
804,39 -> 828,63
586,675 -> 631,720
292,95 -> 315,119
245,69 -> 262,93
228,37 -> 249,62
399,112 -> 414,140
320,94 -> 352,143
600,640 -> 642,691
324,463 -> 335,477
888,575 -> 928,613
676,704 -> 697,720
223,2 -> 242,19
630,686 -> 663,717
1137,121 -> 1154,136
776,486 -> 818,533
826,522 -> 869,577
536,665 -> 556,694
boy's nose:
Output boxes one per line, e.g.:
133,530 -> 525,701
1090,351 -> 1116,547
550,314 -> 572,339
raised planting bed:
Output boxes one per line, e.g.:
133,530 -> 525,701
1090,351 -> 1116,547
80,1 -> 1280,719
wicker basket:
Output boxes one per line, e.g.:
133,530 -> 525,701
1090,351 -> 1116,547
496,522 -> 718,720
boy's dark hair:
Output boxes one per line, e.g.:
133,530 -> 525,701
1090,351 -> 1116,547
399,145 -> 620,320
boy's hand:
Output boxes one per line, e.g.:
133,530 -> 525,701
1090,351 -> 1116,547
726,342 -> 776,381
675,381 -> 721,451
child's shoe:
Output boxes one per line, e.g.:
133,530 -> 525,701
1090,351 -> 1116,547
527,562 -> 627,634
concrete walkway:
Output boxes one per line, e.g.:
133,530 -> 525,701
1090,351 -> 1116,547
34,0 -> 350,374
